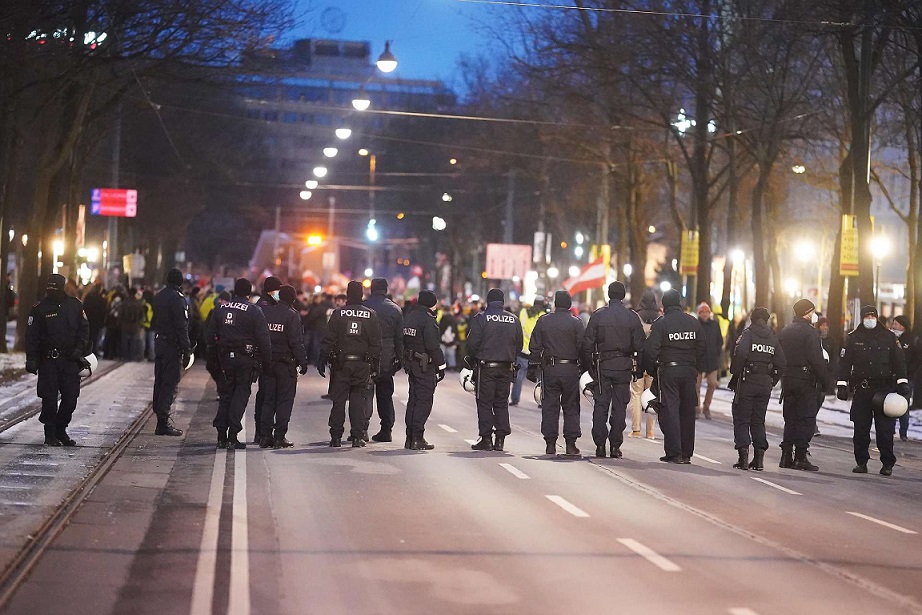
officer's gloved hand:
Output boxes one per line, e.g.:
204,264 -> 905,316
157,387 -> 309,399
69,348 -> 84,362
633,368 -> 645,382
298,363 -> 309,376
897,382 -> 912,400
25,360 -> 38,375
836,384 -> 849,401
391,356 -> 402,374
437,368 -> 445,383
317,362 -> 326,378
525,364 -> 538,383
463,356 -> 476,370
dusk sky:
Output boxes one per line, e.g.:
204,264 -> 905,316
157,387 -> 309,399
293,0 -> 504,92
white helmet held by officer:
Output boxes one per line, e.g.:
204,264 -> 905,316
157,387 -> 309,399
579,371 -> 595,401
459,368 -> 476,394
79,353 -> 98,379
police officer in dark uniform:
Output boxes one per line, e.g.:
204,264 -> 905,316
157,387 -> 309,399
150,268 -> 191,437
837,305 -> 911,476
530,290 -> 585,456
204,278 -> 272,449
319,281 -> 382,448
778,298 -> 832,471
581,282 -> 645,459
729,306 -> 786,471
402,290 -> 445,451
253,276 -> 282,443
465,288 -> 523,451
364,278 -> 404,443
642,289 -> 705,464
25,274 -> 90,446
258,285 -> 308,449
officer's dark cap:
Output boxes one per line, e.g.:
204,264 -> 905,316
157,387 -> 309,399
166,269 -> 184,286
234,278 -> 253,297
370,278 -> 388,294
608,281 -> 626,301
860,305 -> 878,318
346,281 -> 364,304
487,288 -> 504,303
279,285 -> 297,305
418,290 -> 437,308
263,276 -> 282,293
661,289 -> 682,309
792,298 -> 815,318
554,290 -> 572,310
894,315 -> 911,329
46,274 -> 66,292
750,306 -> 770,323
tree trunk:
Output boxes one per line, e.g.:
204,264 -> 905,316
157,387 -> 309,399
751,163 -> 769,308
720,135 -> 740,316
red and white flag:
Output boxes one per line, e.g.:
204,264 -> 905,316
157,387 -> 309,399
563,257 -> 606,295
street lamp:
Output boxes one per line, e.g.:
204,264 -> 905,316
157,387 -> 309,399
547,266 -> 559,279
375,41 -> 398,73
568,265 -> 580,278
312,166 -> 328,178
335,127 -> 352,140
352,86 -> 371,111
432,216 -> 447,231
871,235 -> 890,303
323,147 -> 338,158
299,190 -> 312,200
305,180 -> 318,189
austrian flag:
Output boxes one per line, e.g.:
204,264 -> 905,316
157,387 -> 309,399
562,257 -> 607,295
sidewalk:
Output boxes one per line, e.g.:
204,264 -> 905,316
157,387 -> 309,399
0,361 -> 154,579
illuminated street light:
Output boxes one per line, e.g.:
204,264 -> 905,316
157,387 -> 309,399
312,166 -> 328,178
623,264 -> 633,277
792,164 -> 806,174
659,281 -> 672,292
375,41 -> 398,73
730,248 -> 745,264
574,246 -> 584,258
784,278 -> 799,296
648,225 -> 656,234
547,266 -> 559,279
365,219 -> 379,242
335,128 -> 352,140
794,240 -> 815,263
299,190 -> 312,200
870,235 -> 890,261
352,86 -> 371,111
364,267 -> 374,277
87,247 -> 99,262
307,235 -> 323,246
323,147 -> 339,158
432,216 -> 447,231
358,148 -> 370,156
568,265 -> 581,278
449,158 -> 458,165
305,180 -> 318,189
441,192 -> 453,202
575,232 -> 584,245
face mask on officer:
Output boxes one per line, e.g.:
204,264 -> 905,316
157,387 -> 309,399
810,312 -> 819,325
893,329 -> 904,338
863,317 -> 877,330
270,290 -> 280,302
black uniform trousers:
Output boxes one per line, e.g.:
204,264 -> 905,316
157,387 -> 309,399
591,373 -> 630,447
658,370 -> 698,459
781,378 -> 819,449
732,382 -> 770,451
152,340 -> 182,420
260,360 -> 299,438
851,388 -> 897,467
371,372 -> 396,432
406,364 -> 437,435
541,364 -> 582,440
476,366 -> 514,438
37,358 -> 80,429
328,362 -> 371,439
213,355 -> 257,435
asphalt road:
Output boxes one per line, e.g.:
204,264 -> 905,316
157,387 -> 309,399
4,366 -> 921,615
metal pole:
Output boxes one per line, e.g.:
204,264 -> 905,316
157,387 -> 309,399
108,103 -> 121,285
273,205 -> 281,274
503,170 -> 516,244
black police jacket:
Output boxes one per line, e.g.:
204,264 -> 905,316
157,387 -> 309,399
531,308 -> 584,364
364,292 -> 404,369
838,322 -> 908,386
204,294 -> 271,365
26,293 -> 90,363
778,318 -> 832,389
466,301 -> 523,363
642,306 -> 705,377
730,322 -> 786,388
262,302 -> 307,366
581,301 -> 645,374
151,284 -> 191,352
319,302 -> 382,368
403,304 -> 445,370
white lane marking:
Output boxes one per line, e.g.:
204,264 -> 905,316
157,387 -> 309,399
229,435 -> 251,615
189,450 -> 226,615
729,609 -> 760,615
545,495 -> 590,518
641,437 -> 659,445
464,439 -> 479,445
846,512 -> 917,535
499,463 -> 530,479
438,424 -> 458,433
750,477 -> 802,496
399,399 -> 408,405
693,453 -> 722,464
617,538 -> 682,572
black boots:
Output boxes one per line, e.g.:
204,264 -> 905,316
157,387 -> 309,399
259,435 -> 274,449
610,447 -> 622,459
880,464 -> 893,476
492,435 -> 505,452
216,428 -> 228,449
852,463 -> 868,473
545,438 -> 557,455
55,426 -> 77,447
372,430 -> 393,443
471,436 -> 493,451
43,425 -> 62,447
330,436 -> 342,447
748,448 -> 765,471
410,432 -> 435,451
733,447 -> 749,470
565,439 -> 580,457
595,444 -> 606,458
779,445 -> 794,469
793,446 -> 818,471
351,435 -> 367,447
155,417 -> 182,436
274,433 -> 294,448
227,433 -> 246,450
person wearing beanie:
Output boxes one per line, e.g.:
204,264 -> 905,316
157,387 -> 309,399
889,314 -> 921,431
695,301 -> 723,420
318,280 -> 382,447
513,296 -> 549,406
150,269 -> 193,437
465,288 -> 523,451
728,306 -> 787,471
776,297 -> 833,470
259,276 -> 282,307
401,290 -> 446,450
528,290 -> 585,456
641,289 -> 705,464
363,277 -> 405,443
25,274 -> 90,446
204,278 -> 272,449
253,284 -> 308,449
582,280 -> 646,459
838,305 -> 910,475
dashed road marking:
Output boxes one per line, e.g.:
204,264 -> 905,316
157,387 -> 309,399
750,477 -> 802,496
693,453 -> 722,464
189,449 -> 226,615
617,538 -> 681,572
545,495 -> 590,518
438,424 -> 458,433
499,463 -> 530,479
846,512 -> 916,535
